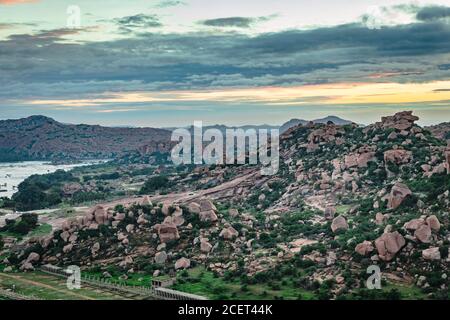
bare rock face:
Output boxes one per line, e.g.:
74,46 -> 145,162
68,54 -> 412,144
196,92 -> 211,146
375,231 -> 405,261
331,215 -> 348,233
422,247 -> 441,261
155,222 -> 180,243
220,227 -> 239,240
426,215 -> 441,232
387,183 -> 412,209
384,149 -> 412,165
355,241 -> 374,256
175,257 -> 191,270
414,224 -> 432,243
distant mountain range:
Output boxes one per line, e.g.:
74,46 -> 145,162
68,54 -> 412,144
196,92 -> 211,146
165,115 -> 355,134
0,115 -> 355,162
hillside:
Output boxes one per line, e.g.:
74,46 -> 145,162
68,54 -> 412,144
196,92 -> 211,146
0,115 -> 171,162
2,111 -> 450,300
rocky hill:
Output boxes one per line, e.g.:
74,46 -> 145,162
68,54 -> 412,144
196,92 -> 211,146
426,122 -> 450,142
279,116 -> 355,133
0,115 -> 171,162
3,111 -> 450,300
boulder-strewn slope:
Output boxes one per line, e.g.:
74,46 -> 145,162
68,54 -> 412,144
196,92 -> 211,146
5,111 -> 449,299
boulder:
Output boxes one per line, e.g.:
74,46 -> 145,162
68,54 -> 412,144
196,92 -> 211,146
331,216 -> 348,233
62,183 -> 82,196
375,231 -> 405,261
137,215 -> 147,225
220,227 -> 239,240
378,111 -> 419,131
91,242 -> 100,256
155,251 -> 168,264
426,215 -> 440,232
26,252 -> 40,264
384,149 -> 412,165
63,243 -> 73,253
155,222 -> 180,243
355,241 -> 374,256
161,203 -> 171,216
387,183 -> 412,209
141,196 -> 153,206
172,215 -> 185,226
415,224 -> 432,243
199,199 -> 217,212
445,149 -> 450,175
422,247 -> 441,261
175,257 -> 191,270
60,231 -> 70,243
188,202 -> 201,214
228,209 -> 239,218
114,213 -> 126,221
324,207 -> 336,220
404,218 -> 425,231
93,205 -> 107,225
20,262 -> 34,271
375,213 -> 387,225
199,210 -> 218,223
200,239 -> 213,253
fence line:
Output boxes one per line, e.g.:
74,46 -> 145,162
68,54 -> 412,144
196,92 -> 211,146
0,288 -> 42,300
39,264 -> 207,300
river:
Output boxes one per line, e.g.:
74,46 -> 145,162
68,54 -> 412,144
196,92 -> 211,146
0,160 -> 105,198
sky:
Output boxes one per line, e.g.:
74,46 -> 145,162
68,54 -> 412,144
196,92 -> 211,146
1,0 -> 450,127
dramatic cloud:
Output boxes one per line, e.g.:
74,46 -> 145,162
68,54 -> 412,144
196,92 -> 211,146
1,14 -> 450,114
154,0 -> 185,9
417,5 -> 450,21
202,17 -> 256,28
114,14 -> 162,32
200,16 -> 275,28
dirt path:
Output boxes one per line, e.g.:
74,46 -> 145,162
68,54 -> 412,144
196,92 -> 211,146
92,170 -> 259,210
0,273 -> 95,300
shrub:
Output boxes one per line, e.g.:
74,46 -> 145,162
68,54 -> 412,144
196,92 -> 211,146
140,176 -> 169,194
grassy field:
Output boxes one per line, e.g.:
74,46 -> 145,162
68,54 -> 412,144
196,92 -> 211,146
172,267 -> 315,300
0,271 -> 131,300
